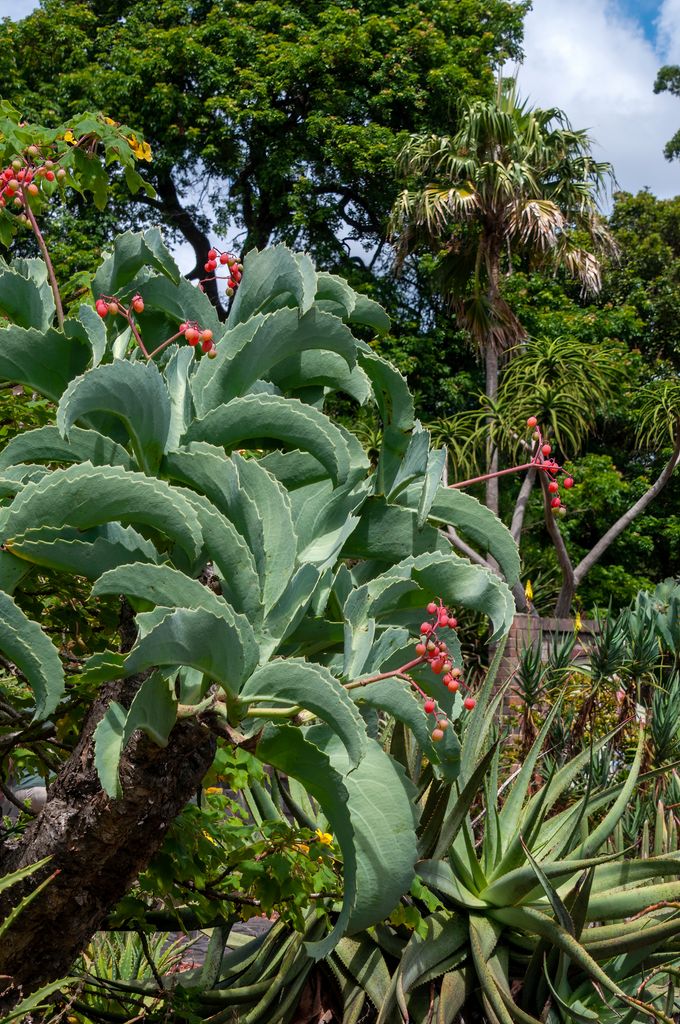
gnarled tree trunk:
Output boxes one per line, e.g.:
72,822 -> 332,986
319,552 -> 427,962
0,671 -> 215,1010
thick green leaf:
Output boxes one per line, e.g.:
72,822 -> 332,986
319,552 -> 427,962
342,496 -> 450,563
193,305 -> 356,411
312,727 -> 419,934
92,562 -> 257,656
241,659 -> 367,765
416,859 -> 489,910
425,487 -> 521,587
0,325 -> 90,400
183,394 -> 351,485
297,480 -> 371,569
1,462 -> 203,563
233,454 -> 297,612
228,244 -> 317,326
93,672 -> 177,798
255,724 -> 356,959
0,590 -> 64,719
181,491 -> 262,622
0,260 -> 54,329
7,523 -> 159,579
353,678 -> 460,782
124,606 -> 255,694
73,303 -> 107,366
136,273 -> 221,336
92,228 -> 180,296
0,425 -> 133,471
350,293 -> 391,334
268,350 -> 372,406
163,344 -> 195,450
57,361 -> 171,474
388,425 -> 431,500
356,344 -> 414,491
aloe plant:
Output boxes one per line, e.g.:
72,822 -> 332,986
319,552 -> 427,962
0,222 -> 521,994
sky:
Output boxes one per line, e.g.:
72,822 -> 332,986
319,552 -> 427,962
1,0 -> 679,210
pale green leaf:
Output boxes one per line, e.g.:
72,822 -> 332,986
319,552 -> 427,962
0,590 -> 64,719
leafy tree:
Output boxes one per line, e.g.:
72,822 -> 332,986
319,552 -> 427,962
0,0 -> 527,290
389,82 -> 614,513
654,64 -> 680,161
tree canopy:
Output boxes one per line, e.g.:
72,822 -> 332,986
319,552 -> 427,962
0,0 -> 527,277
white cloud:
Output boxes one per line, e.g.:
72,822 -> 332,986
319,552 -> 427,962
511,0 -> 680,201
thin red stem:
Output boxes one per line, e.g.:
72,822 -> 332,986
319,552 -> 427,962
21,188 -> 64,329
146,331 -> 184,361
344,656 -> 425,691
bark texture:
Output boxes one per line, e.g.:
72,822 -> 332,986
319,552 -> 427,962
0,672 -> 215,1008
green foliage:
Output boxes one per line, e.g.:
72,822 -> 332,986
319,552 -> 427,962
0,216 -> 521,963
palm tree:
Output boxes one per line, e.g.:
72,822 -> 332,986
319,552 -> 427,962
389,81 -> 615,513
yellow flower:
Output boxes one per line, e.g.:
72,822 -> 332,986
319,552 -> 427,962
63,130 -> 76,144
204,786 -> 222,795
574,611 -> 582,633
103,116 -> 118,126
293,842 -> 310,855
202,830 -> 218,846
315,829 -> 333,846
127,133 -> 153,162
524,579 -> 533,603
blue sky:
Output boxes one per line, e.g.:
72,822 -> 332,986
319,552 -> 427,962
1,0 -> 680,211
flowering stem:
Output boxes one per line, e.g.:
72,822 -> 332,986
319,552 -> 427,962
344,656 -> 425,691
451,460 -> 545,489
146,331 -> 184,361
123,309 -> 150,359
22,191 -> 64,330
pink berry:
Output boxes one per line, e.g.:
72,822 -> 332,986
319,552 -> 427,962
447,617 -> 457,629
178,322 -> 188,333
448,680 -> 459,692
420,623 -> 432,635
45,170 -> 55,181
563,476 -> 574,489
132,294 -> 144,314
431,728 -> 444,742
415,643 -> 426,656
430,659 -> 443,674
219,252 -> 230,264
551,497 -> 561,509
207,248 -> 217,260
548,480 -> 559,493
427,601 -> 437,614
463,697 -> 476,711
527,416 -> 537,428
95,299 -> 108,318
542,444 -> 552,456
424,699 -> 435,714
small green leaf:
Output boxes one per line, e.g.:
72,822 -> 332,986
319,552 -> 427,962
0,325 -> 89,401
228,244 -> 317,325
93,228 -> 180,296
0,425 -> 133,472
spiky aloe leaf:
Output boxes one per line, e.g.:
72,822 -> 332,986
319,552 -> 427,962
0,259 -> 54,329
0,590 -> 64,719
333,934 -> 392,1012
352,678 -> 460,782
163,344 -> 195,449
254,725 -> 356,960
0,325 -> 89,401
91,562 -> 252,642
356,344 -> 414,492
184,394 -> 350,485
0,425 -> 133,471
241,660 -> 366,765
1,462 -> 203,563
227,244 -> 317,326
232,454 -> 297,612
6,523 -> 159,579
92,227 -> 180,296
71,303 -> 107,366
310,727 -> 419,936
124,606 -> 257,693
57,361 -> 171,474
425,486 -> 521,587
192,305 -> 356,411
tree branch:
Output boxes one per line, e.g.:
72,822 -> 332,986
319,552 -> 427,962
510,466 -> 536,543
573,421 -> 680,588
